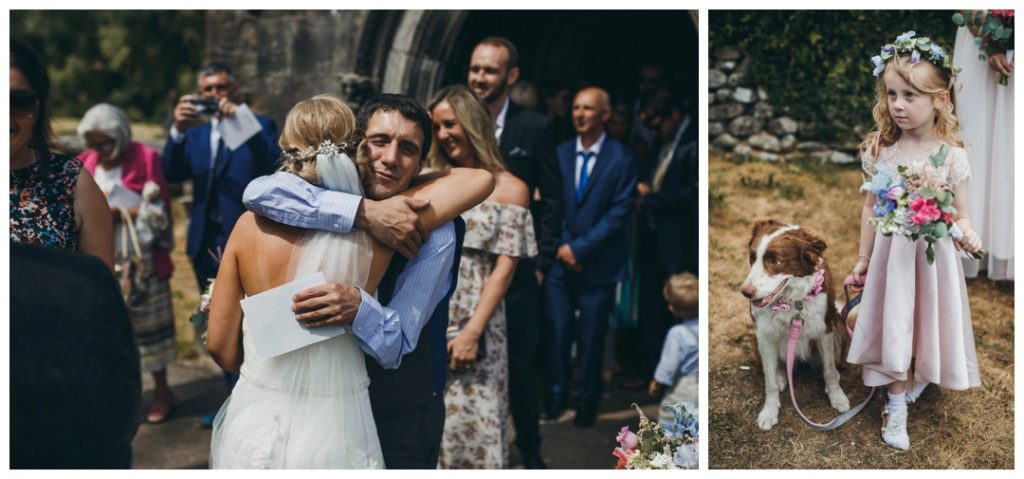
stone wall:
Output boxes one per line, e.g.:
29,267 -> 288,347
708,46 -> 858,165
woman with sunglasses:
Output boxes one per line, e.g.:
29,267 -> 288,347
77,103 -> 178,424
10,39 -> 113,269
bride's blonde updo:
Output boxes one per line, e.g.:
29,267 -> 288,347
278,94 -> 359,185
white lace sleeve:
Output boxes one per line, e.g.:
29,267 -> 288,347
861,151 -> 877,176
946,146 -> 971,187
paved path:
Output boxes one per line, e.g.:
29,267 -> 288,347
132,358 -> 660,469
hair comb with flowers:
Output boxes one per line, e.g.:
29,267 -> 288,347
870,31 -> 958,78
283,139 -> 353,163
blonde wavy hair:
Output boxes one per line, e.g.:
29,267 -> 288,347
426,85 -> 506,173
278,94 -> 360,184
860,54 -> 963,159
664,272 -> 699,318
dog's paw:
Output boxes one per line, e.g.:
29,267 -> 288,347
828,389 -> 851,413
757,406 -> 779,430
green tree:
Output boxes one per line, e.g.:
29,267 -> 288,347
711,11 -> 957,143
11,10 -> 206,123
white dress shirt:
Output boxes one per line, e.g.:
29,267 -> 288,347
574,131 -> 607,189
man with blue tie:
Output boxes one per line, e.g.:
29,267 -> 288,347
162,63 -> 281,427
544,87 -> 636,428
162,63 -> 281,293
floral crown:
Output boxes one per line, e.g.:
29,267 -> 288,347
283,139 -> 353,163
870,31 -> 957,78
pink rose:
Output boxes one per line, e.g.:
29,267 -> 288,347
912,200 -> 942,225
616,426 -> 639,450
942,212 -> 953,223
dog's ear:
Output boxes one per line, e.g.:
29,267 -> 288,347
799,229 -> 828,268
749,219 -> 783,249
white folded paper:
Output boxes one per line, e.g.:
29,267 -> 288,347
107,183 -> 142,210
240,272 -> 347,359
217,103 -> 263,151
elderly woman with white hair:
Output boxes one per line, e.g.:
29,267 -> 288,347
77,103 -> 177,423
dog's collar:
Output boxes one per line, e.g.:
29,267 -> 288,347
770,258 -> 825,312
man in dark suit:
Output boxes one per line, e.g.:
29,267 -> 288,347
544,87 -> 636,428
162,63 -> 281,292
162,63 -> 281,427
636,89 -> 698,376
468,36 -> 562,467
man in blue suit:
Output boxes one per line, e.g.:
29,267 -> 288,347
544,87 -> 636,428
162,63 -> 281,292
162,63 -> 280,427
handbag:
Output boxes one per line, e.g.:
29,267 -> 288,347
115,207 -> 150,307
446,323 -> 487,361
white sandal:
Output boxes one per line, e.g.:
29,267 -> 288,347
881,404 -> 910,451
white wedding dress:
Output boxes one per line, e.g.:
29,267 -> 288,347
953,25 -> 1014,280
210,148 -> 384,469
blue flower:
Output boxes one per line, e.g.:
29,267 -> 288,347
896,31 -> 916,43
930,44 -> 945,60
911,50 -> 921,64
871,55 -> 885,77
873,198 -> 896,217
662,405 -> 699,439
674,443 -> 699,469
881,45 -> 894,54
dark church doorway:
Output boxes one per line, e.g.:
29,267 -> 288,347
439,10 -> 697,124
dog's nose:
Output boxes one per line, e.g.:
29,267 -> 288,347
740,283 -> 755,299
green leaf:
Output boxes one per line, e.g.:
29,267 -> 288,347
920,223 -> 935,236
926,244 -> 936,265
980,54 -> 988,61
919,187 -> 939,199
929,144 -> 949,167
934,222 -> 948,238
952,12 -> 965,26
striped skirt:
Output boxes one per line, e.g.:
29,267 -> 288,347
128,275 -> 177,373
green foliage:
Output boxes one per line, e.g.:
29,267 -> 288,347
10,11 -> 206,123
710,11 -> 958,143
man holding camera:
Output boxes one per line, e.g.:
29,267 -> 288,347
162,63 -> 280,428
162,63 -> 281,293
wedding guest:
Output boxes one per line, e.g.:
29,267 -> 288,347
162,62 -> 281,427
468,37 -> 560,467
648,272 -> 699,422
10,38 -> 113,270
953,12 -> 1014,280
544,87 -> 636,428
10,243 -> 140,468
77,103 -> 177,424
428,85 -> 537,468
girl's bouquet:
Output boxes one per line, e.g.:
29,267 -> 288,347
953,10 -> 1015,85
190,278 -> 215,347
862,144 -> 987,264
612,401 -> 698,470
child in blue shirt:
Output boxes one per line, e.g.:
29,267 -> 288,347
648,272 -> 699,422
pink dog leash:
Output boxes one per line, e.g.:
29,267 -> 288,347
784,276 -> 876,431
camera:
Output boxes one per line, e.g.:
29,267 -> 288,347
187,97 -> 220,116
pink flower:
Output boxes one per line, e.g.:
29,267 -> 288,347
616,426 -> 639,450
942,212 -> 953,223
612,447 -> 633,469
200,298 -> 211,314
910,198 -> 942,225
887,185 -> 905,200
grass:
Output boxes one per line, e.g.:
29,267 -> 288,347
708,154 -> 1014,469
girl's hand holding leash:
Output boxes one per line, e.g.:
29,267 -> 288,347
850,255 -> 870,286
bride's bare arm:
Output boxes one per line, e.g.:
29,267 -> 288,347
207,224 -> 249,373
402,167 -> 495,229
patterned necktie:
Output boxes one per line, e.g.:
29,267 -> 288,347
577,151 -> 594,202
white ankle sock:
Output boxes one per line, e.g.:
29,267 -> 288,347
905,381 -> 929,403
883,392 -> 910,450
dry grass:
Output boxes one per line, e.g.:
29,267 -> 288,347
708,154 -> 1014,469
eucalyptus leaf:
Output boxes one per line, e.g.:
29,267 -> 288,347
933,222 -> 948,239
926,244 -> 935,265
919,187 -> 939,199
952,12 -> 965,26
929,144 -> 949,168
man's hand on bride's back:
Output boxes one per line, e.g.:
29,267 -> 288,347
293,283 -> 362,328
356,196 -> 431,258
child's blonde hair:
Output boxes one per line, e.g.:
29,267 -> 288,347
664,272 -> 698,318
278,94 -> 359,185
860,53 -> 963,159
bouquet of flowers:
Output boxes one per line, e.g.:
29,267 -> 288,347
612,401 -> 698,470
953,10 -> 1015,85
189,278 -> 215,347
862,144 -> 987,264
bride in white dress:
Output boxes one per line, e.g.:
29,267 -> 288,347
205,95 -> 388,468
953,21 -> 1014,280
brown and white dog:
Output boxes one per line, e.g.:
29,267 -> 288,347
740,220 -> 851,430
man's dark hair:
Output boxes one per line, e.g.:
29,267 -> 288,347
476,36 -> 519,70
10,38 -> 52,158
198,62 -> 236,83
356,94 -> 433,161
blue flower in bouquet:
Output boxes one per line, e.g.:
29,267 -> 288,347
674,443 -> 699,469
873,197 -> 896,217
662,401 -> 698,439
863,163 -> 898,196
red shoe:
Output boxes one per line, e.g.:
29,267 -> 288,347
146,393 -> 175,424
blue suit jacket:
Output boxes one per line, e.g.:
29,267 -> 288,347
553,136 -> 637,284
162,117 -> 280,259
